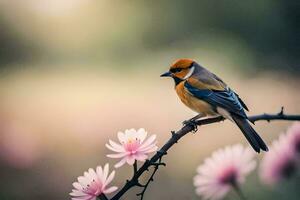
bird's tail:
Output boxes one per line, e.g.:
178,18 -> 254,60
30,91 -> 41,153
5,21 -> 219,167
232,115 -> 268,153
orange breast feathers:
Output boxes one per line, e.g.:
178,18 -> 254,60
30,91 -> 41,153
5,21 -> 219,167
175,81 -> 215,115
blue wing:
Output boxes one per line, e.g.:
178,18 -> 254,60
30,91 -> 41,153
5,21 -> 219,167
184,81 -> 247,118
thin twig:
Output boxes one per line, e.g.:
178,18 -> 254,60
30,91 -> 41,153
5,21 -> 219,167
136,157 -> 165,200
249,107 -> 300,123
107,107 -> 300,200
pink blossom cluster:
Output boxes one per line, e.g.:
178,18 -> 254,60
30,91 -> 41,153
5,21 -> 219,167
69,123 -> 300,200
193,123 -> 300,200
70,128 -> 158,200
260,122 -> 300,185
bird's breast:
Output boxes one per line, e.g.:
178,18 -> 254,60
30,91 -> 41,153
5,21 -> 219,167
175,81 -> 216,115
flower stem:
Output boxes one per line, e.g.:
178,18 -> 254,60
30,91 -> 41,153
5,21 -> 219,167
133,160 -> 138,174
98,194 -> 109,200
232,184 -> 246,200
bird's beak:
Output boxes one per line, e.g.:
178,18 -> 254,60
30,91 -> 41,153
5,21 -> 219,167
160,71 -> 172,77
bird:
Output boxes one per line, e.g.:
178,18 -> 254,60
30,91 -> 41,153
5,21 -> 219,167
161,58 -> 268,153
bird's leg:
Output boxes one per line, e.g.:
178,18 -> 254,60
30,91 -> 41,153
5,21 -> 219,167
183,113 -> 204,133
183,118 -> 198,133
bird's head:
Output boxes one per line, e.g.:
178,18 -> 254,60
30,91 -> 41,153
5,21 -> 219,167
161,59 -> 196,84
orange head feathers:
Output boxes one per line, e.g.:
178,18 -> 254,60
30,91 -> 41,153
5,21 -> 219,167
161,58 -> 196,82
170,58 -> 194,70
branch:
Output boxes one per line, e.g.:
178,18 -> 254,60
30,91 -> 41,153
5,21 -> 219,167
248,107 -> 300,123
110,107 -> 300,200
136,157 -> 165,200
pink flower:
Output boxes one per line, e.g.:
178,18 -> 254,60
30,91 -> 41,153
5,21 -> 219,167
70,163 -> 118,200
286,122 -> 300,156
260,124 -> 299,185
193,144 -> 256,200
106,128 -> 158,168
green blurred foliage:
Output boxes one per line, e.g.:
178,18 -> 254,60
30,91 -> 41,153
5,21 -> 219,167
0,0 -> 299,74
142,1 -> 299,71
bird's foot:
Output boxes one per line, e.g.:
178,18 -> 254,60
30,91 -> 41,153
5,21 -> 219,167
183,119 -> 198,133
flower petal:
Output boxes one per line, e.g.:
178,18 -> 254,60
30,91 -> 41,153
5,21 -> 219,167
102,163 -> 109,181
139,134 -> 156,149
114,157 -> 127,168
103,170 -> 115,188
107,152 -> 128,158
78,176 -> 89,187
73,182 -> 83,190
139,144 -> 158,153
106,143 -> 124,153
103,186 -> 118,194
134,153 -> 148,161
70,189 -> 88,197
137,128 -> 147,142
117,131 -> 126,143
126,156 -> 135,165
96,166 -> 103,179
108,140 -> 124,152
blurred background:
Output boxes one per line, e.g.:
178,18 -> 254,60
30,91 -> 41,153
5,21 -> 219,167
0,0 -> 299,199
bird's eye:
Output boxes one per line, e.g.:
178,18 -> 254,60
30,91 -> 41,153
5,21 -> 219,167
170,68 -> 183,73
